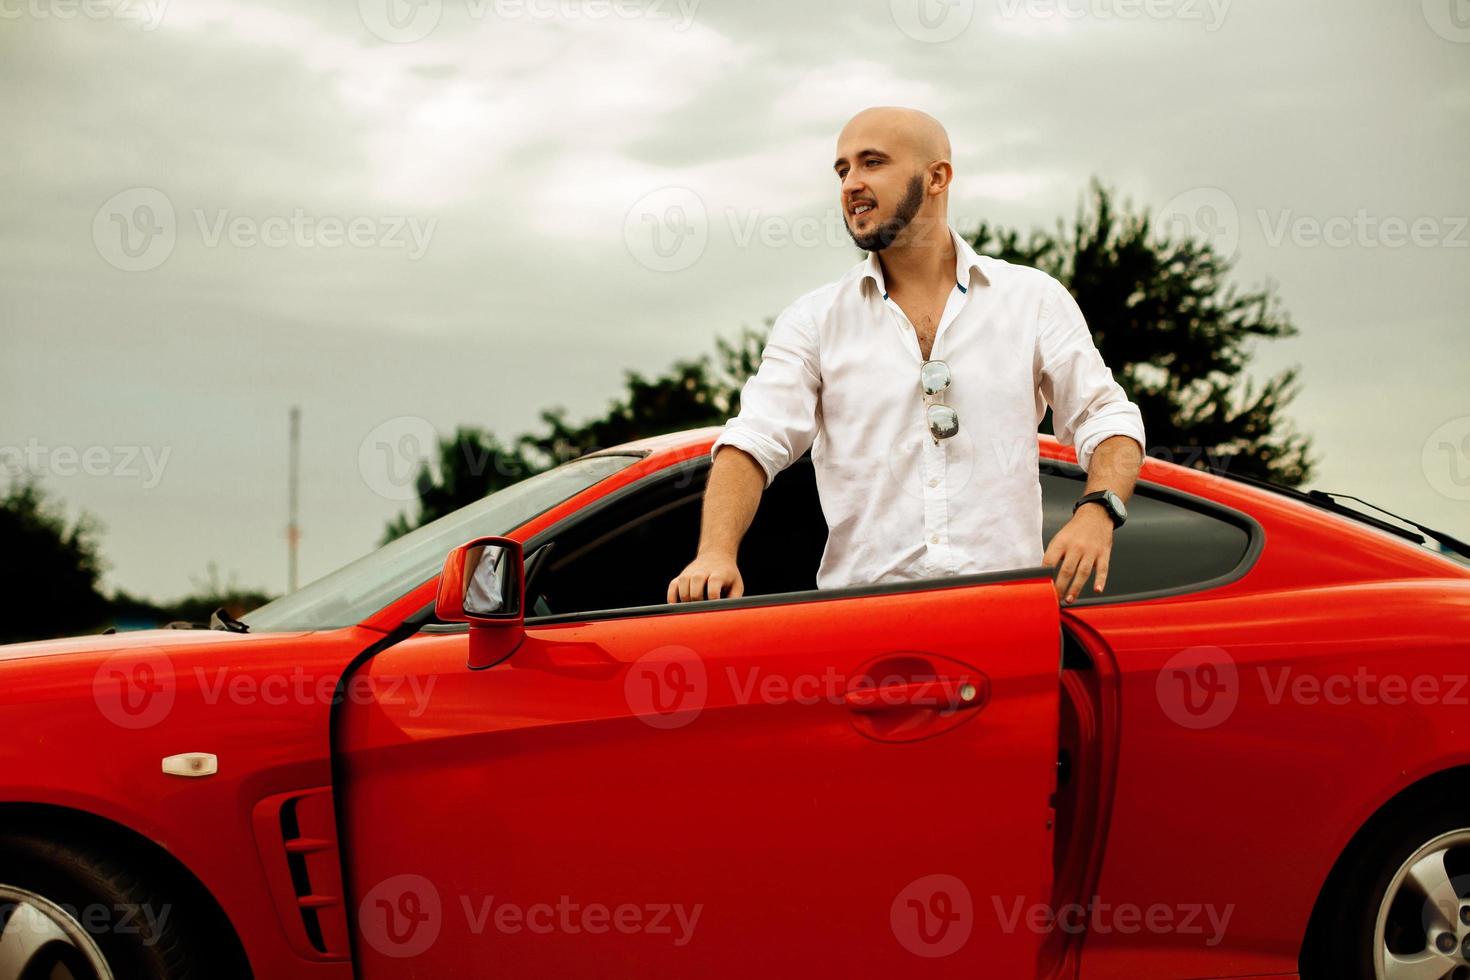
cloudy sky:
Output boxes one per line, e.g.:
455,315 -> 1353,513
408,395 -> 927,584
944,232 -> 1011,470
2,0 -> 1467,601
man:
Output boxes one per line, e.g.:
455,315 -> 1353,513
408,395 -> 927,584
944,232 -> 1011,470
667,107 -> 1145,606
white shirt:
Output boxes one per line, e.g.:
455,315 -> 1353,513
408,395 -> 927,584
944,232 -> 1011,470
711,226 -> 1146,590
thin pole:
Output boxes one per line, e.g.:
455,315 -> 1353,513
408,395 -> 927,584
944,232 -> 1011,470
287,406 -> 300,593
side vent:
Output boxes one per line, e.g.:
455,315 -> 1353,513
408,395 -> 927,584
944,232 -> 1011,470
251,787 -> 350,960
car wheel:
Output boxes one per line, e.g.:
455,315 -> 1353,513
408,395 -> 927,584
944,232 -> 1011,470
1304,807 -> 1470,980
0,831 -> 200,980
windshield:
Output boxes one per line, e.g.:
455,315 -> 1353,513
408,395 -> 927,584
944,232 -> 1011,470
241,453 -> 642,632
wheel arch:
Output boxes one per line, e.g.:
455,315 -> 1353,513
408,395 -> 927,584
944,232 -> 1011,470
1300,763 -> 1470,972
0,801 -> 253,976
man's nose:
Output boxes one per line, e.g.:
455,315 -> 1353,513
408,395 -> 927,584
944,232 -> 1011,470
841,172 -> 867,201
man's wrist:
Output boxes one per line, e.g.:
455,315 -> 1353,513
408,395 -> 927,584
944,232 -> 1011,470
1073,488 -> 1127,527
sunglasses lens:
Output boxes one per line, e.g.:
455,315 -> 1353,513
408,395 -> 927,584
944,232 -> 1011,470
927,404 -> 959,440
920,359 -> 951,396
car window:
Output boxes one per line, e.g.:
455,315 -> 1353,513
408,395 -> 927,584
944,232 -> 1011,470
521,458 -> 1256,623
527,458 -> 827,618
1040,471 -> 1255,600
242,453 -> 641,632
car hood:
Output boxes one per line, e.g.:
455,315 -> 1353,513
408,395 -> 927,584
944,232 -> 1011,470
0,628 -> 303,666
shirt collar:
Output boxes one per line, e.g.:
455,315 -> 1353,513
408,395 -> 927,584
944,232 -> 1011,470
860,225 -> 990,301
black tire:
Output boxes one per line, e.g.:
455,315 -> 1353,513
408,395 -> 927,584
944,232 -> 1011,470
1302,790 -> 1470,980
0,830 -> 228,980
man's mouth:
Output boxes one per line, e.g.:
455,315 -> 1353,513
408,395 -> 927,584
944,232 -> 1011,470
850,201 -> 876,218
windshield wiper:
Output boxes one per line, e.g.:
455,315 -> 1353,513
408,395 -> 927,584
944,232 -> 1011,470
210,607 -> 250,633
1308,491 -> 1470,560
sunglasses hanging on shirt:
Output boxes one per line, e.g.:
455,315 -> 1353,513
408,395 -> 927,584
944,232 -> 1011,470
920,358 -> 959,443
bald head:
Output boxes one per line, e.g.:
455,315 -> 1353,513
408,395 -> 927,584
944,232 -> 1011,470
838,107 -> 951,167
834,107 -> 953,253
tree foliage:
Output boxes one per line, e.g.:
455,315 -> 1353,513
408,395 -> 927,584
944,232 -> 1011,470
0,473 -> 111,644
970,179 -> 1313,484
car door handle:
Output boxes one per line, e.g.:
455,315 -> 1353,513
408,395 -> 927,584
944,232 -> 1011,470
842,677 -> 988,713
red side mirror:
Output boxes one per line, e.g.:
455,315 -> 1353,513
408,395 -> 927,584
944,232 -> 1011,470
436,536 -> 526,669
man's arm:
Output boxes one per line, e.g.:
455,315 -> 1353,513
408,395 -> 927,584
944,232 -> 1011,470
1043,434 -> 1142,604
1036,277 -> 1147,604
666,446 -> 766,603
667,303 -> 822,602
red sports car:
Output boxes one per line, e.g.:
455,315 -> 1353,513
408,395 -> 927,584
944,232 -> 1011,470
1,428 -> 1467,980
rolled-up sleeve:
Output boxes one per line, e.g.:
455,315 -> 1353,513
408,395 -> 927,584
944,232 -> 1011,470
1037,277 -> 1145,473
709,302 -> 821,489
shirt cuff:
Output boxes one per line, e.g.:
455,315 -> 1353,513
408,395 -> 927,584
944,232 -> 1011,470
710,427 -> 782,489
1073,407 -> 1146,473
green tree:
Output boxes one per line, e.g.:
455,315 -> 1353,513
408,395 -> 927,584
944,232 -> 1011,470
970,179 -> 1313,484
0,473 -> 111,643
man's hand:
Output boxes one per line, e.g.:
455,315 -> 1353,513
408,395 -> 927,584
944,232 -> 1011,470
1043,505 -> 1115,605
668,552 -> 745,603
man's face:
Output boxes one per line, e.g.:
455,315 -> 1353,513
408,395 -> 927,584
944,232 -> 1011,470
834,134 -> 928,252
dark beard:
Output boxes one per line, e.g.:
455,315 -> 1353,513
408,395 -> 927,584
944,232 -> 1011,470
847,173 -> 925,252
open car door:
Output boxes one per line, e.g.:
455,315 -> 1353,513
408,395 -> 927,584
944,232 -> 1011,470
339,568 -> 1061,977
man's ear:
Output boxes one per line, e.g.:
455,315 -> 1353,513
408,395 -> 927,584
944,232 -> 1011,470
927,160 -> 953,196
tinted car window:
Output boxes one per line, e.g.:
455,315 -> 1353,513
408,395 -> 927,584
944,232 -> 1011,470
1040,472 -> 1253,600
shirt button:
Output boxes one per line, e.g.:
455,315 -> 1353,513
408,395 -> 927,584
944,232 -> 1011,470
929,534 -> 939,544
927,478 -> 939,488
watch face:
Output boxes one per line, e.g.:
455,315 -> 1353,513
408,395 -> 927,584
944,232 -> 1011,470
1105,490 -> 1127,521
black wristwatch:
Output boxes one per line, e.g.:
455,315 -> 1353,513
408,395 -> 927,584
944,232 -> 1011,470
1074,489 -> 1128,528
